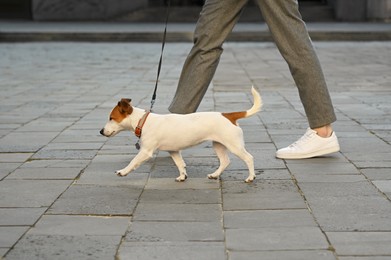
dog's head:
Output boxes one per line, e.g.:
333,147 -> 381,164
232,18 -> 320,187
100,98 -> 133,137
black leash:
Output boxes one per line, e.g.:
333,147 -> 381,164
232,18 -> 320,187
135,1 -> 170,150
150,0 -> 171,112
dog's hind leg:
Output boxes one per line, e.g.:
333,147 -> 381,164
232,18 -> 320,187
208,142 -> 230,180
225,142 -> 255,183
169,151 -> 188,182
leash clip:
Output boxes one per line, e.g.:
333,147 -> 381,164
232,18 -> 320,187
150,99 -> 155,112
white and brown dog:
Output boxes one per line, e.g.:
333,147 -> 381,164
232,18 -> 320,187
100,87 -> 262,183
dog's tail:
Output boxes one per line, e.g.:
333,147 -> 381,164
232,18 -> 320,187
222,86 -> 262,125
246,86 -> 262,117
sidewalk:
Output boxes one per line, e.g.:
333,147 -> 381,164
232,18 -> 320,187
0,39 -> 391,258
1,21 -> 391,42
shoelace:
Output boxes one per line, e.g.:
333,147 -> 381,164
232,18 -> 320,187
289,129 -> 316,148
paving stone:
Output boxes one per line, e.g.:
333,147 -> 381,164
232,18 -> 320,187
307,196 -> 391,231
0,248 -> 8,258
5,234 -> 120,260
344,152 -> 391,168
27,215 -> 130,236
226,227 -> 329,251
154,155 -> 219,167
76,155 -> 150,186
222,168 -> 291,181
44,142 -> 103,150
0,226 -> 29,248
327,232 -> 391,256
125,221 -> 224,242
6,167 -> 82,180
81,153 -> 153,174
48,184 -> 143,216
361,168 -> 391,180
180,143 -> 221,157
53,134 -> 103,143
372,180 -> 391,192
222,180 -> 306,210
295,174 -> 366,183
20,159 -> 90,169
339,137 -> 390,153
133,204 -> 222,222
242,129 -> 271,143
286,161 -> 360,175
0,153 -> 33,163
15,118 -> 74,132
99,143 -> 138,155
374,130 -> 391,143
144,178 -> 220,190
246,144 -> 287,168
339,257 -> 391,260
77,170 -> 149,186
150,164 -> 219,179
283,153 -> 349,163
353,160 -> 391,168
31,149 -> 97,160
1,40 -> 391,259
0,162 -> 21,180
0,208 -> 46,225
299,181 -> 386,198
299,182 -> 391,231
0,180 -> 72,207
140,189 -> 221,204
224,209 -> 317,229
229,250 -> 337,260
118,242 -> 226,260
0,132 -> 59,152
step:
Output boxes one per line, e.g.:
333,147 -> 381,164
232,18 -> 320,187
116,4 -> 335,23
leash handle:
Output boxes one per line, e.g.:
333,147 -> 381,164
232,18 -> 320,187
150,0 -> 170,111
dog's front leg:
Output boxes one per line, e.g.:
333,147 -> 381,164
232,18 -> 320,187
116,149 -> 153,177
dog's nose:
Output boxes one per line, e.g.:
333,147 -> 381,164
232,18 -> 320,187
100,129 -> 105,136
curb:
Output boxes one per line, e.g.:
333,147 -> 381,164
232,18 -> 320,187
1,31 -> 391,42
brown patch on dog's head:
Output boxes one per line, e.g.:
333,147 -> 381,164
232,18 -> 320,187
110,98 -> 133,123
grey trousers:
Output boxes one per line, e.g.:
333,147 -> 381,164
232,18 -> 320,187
168,0 -> 337,129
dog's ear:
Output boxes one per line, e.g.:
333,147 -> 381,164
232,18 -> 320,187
118,98 -> 133,114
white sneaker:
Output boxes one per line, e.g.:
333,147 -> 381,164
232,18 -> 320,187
276,128 -> 340,159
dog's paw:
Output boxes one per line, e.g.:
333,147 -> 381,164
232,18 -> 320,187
244,175 -> 256,183
116,170 -> 128,177
207,174 -> 219,180
175,175 -> 187,182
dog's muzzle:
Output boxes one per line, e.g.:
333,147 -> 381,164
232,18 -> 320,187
100,129 -> 105,136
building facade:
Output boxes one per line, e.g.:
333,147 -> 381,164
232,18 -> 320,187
0,0 -> 390,21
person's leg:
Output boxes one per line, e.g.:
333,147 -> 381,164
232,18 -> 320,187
168,0 -> 248,114
256,0 -> 339,158
256,0 -> 336,129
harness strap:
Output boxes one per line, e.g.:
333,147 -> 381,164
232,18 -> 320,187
135,111 -> 150,138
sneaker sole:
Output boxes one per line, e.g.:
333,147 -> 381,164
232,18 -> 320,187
276,146 -> 340,160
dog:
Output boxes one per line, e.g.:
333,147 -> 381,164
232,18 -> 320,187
100,87 -> 262,183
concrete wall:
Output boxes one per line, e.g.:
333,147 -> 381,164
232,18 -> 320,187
367,0 -> 391,20
32,0 -> 147,20
334,0 -> 391,21
26,0 -> 391,21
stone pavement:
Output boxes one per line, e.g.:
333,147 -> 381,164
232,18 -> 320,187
0,40 -> 390,259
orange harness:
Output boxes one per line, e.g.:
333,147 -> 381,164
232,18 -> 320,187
135,111 -> 150,138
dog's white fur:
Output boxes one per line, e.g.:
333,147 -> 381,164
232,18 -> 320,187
100,87 -> 262,183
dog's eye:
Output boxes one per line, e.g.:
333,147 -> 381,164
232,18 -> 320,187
109,117 -> 113,121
